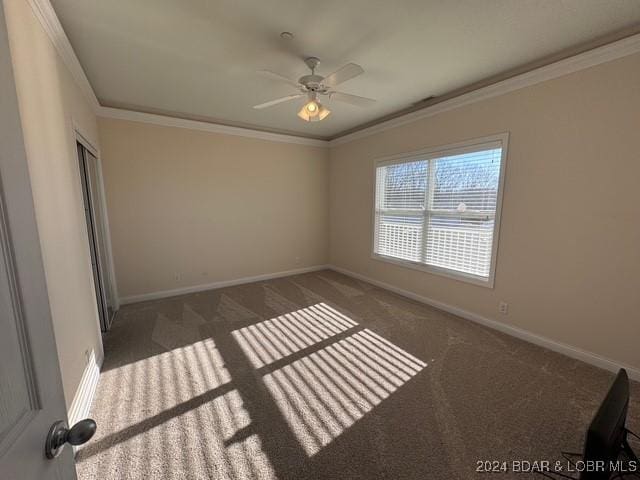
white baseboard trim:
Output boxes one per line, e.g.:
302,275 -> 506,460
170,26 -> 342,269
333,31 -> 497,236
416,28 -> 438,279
67,349 -> 102,427
119,264 -> 331,305
328,264 -> 640,381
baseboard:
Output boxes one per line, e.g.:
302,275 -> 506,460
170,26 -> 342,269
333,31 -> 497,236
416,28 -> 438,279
119,264 -> 331,305
328,264 -> 640,381
67,348 -> 102,427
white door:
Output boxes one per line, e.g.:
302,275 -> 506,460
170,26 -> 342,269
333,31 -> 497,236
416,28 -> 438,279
0,5 -> 78,479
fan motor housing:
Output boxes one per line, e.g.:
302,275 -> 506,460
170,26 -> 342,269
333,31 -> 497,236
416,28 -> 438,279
299,74 -> 325,91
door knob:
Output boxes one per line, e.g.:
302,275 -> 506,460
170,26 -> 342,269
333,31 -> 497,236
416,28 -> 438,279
45,419 -> 97,459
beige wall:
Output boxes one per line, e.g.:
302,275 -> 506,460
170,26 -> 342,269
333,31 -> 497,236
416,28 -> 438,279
4,0 -> 103,408
98,118 -> 329,299
329,53 -> 640,371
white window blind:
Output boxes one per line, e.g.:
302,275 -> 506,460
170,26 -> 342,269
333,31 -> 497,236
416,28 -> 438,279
374,138 -> 506,284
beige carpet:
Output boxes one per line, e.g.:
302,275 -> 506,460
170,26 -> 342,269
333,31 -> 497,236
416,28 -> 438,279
76,270 -> 640,480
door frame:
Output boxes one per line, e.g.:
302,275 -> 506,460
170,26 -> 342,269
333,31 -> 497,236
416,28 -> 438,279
75,129 -> 119,314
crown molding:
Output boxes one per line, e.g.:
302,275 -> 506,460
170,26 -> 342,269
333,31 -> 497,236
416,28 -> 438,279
25,0 -> 328,147
329,32 -> 640,147
25,0 -> 99,110
97,107 -> 330,147
25,0 -> 640,149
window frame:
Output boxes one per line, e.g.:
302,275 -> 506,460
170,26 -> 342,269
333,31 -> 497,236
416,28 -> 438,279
371,133 -> 509,288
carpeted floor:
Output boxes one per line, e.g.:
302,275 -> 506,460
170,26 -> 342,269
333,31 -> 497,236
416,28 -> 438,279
76,270 -> 640,480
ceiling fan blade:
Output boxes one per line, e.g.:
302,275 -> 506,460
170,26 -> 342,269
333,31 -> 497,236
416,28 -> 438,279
258,70 -> 301,89
329,91 -> 376,107
253,94 -> 304,109
323,63 -> 364,87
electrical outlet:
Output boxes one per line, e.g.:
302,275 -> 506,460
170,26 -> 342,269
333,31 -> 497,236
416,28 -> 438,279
498,301 -> 508,315
174,273 -> 182,282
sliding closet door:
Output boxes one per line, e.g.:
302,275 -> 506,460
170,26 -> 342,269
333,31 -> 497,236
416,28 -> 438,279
85,150 -> 114,320
77,144 -> 113,331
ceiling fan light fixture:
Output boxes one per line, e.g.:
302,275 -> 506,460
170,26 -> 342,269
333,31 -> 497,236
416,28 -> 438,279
297,105 -> 311,121
298,101 -> 330,122
317,104 -> 331,120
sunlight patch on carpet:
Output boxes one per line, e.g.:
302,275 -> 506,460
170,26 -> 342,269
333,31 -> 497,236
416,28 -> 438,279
232,303 -> 358,368
232,304 -> 427,456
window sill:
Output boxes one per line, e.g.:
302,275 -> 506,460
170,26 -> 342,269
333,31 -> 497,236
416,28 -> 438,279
371,253 -> 495,288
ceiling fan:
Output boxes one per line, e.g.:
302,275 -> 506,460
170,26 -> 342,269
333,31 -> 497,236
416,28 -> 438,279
253,57 -> 376,122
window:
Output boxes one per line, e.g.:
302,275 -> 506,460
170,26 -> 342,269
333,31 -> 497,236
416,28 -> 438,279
373,134 -> 507,286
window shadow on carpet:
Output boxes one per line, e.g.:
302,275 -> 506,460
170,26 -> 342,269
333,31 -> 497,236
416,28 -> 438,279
76,301 -> 429,479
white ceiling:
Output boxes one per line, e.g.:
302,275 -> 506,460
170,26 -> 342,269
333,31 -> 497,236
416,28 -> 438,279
51,0 -> 640,139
